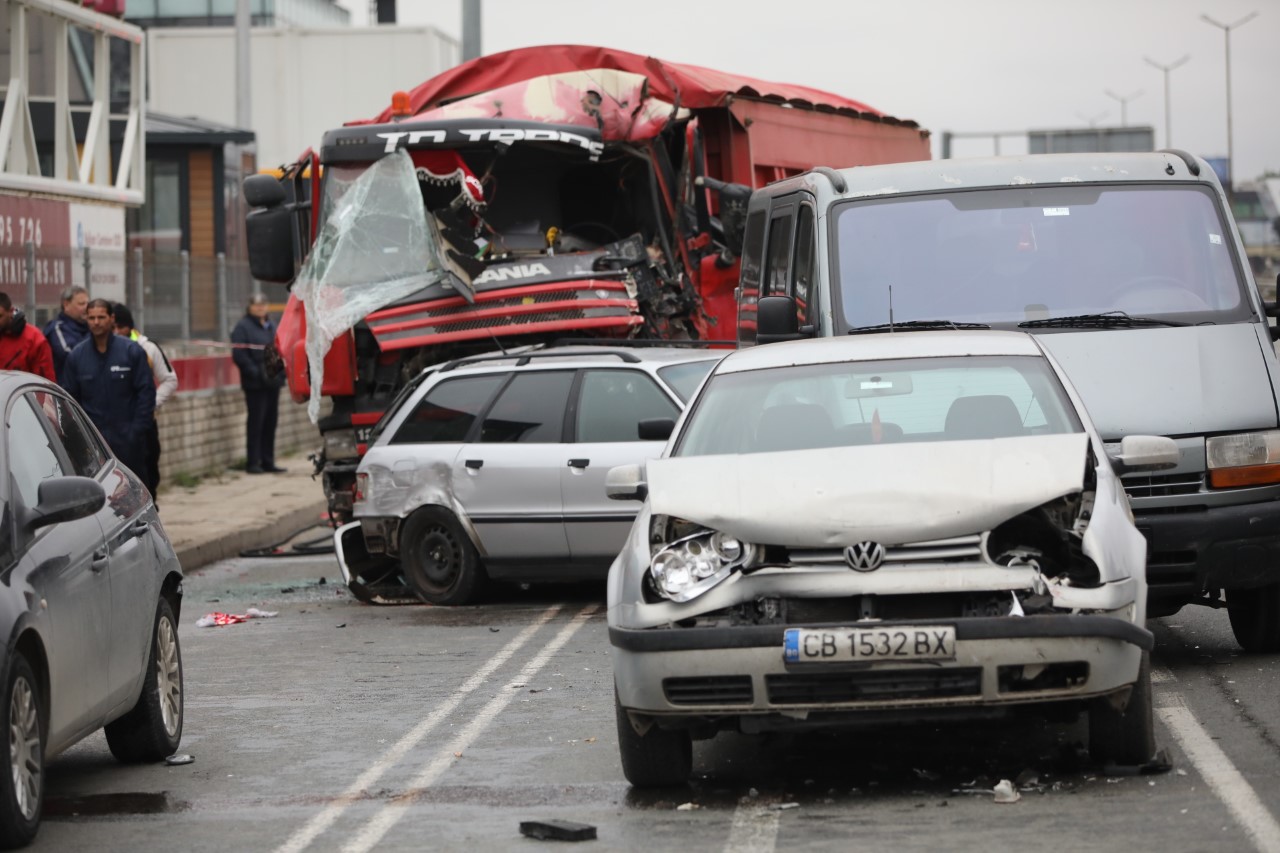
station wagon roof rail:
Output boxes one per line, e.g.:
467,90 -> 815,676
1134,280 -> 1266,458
548,338 -> 737,349
437,349 -> 643,372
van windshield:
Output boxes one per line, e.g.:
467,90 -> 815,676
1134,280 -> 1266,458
833,184 -> 1252,330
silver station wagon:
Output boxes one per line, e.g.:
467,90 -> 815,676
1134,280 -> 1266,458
341,345 -> 721,605
607,331 -> 1177,786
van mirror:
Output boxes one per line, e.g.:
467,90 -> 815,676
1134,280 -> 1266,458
606,463 -> 648,501
1108,435 -> 1180,474
638,418 -> 675,442
757,295 -> 812,345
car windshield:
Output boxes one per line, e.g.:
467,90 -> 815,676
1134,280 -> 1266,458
657,359 -> 717,402
674,355 -> 1082,457
833,184 -> 1250,329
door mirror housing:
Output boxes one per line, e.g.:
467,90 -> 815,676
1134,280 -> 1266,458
606,463 -> 648,501
637,418 -> 675,442
1108,435 -> 1180,474
244,173 -> 287,208
756,295 -> 815,345
27,476 -> 105,531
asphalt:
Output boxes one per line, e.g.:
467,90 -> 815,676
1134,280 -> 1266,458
156,450 -> 332,572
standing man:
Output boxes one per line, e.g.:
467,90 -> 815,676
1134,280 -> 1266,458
231,294 -> 285,474
0,292 -> 55,381
62,299 -> 155,481
44,284 -> 89,384
114,303 -> 177,498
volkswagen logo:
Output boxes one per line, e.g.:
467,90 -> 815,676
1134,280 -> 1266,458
844,541 -> 886,572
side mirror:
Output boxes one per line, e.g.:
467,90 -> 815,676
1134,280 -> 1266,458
1109,435 -> 1180,475
246,207 -> 299,284
606,463 -> 648,501
244,173 -> 287,208
27,476 -> 105,531
695,176 -> 752,256
638,418 -> 675,442
757,295 -> 814,345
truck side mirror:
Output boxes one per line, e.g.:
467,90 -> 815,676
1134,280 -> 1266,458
756,295 -> 814,345
244,174 -> 299,284
696,176 -> 752,256
244,173 -> 287,208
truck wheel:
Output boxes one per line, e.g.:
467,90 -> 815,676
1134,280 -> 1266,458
401,508 -> 486,606
615,690 -> 691,787
1,654 -> 43,849
1227,583 -> 1280,653
1089,650 -> 1155,766
105,598 -> 184,763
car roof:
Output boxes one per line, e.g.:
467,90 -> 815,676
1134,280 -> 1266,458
767,151 -> 1217,201
0,370 -> 58,395
716,331 -> 1045,374
436,345 -> 726,374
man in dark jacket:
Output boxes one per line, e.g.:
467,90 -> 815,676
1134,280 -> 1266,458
231,294 -> 286,474
62,299 -> 155,479
0,292 -> 55,381
44,284 -> 89,384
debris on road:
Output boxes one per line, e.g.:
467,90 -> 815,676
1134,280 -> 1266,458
772,802 -> 800,811
676,802 -> 700,811
195,608 -> 279,627
519,819 -> 597,842
165,754 -> 195,766
992,780 -> 1021,804
914,768 -> 942,782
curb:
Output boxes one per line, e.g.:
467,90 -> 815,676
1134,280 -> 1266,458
174,499 -> 330,574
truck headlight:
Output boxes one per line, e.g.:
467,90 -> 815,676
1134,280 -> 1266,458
323,428 -> 360,460
1206,430 -> 1280,488
649,529 -> 755,602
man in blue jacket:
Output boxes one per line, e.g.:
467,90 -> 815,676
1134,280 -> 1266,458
62,299 -> 155,482
44,284 -> 90,384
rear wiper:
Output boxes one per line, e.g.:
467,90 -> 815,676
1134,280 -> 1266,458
1018,311 -> 1188,329
847,320 -> 991,335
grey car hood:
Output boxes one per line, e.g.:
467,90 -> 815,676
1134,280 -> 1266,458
1036,324 -> 1278,438
646,433 -> 1088,547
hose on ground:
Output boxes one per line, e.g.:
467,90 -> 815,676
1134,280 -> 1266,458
239,523 -> 336,558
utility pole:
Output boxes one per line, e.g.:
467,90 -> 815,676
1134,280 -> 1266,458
1144,54 -> 1190,148
1104,89 -> 1143,127
235,0 -> 250,132
461,0 -> 481,62
1201,10 -> 1258,190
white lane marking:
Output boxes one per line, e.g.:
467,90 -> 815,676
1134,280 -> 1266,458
724,802 -> 781,853
1154,685 -> 1280,853
342,604 -> 598,853
274,604 -> 563,853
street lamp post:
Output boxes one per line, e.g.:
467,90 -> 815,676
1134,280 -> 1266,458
1104,89 -> 1144,127
1144,54 -> 1190,148
1075,110 -> 1109,128
1201,10 -> 1259,190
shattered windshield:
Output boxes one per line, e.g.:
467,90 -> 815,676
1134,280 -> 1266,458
293,150 -> 452,421
834,185 -> 1251,330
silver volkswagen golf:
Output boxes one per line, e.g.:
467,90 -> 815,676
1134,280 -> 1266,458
606,331 -> 1177,786
342,345 -> 722,605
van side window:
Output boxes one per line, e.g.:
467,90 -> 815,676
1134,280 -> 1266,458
792,205 -> 816,325
739,210 -> 767,298
765,211 -> 795,296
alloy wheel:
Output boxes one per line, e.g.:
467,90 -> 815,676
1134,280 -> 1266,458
8,676 -> 41,821
156,617 -> 183,737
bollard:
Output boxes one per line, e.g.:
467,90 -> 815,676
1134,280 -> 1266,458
216,252 -> 228,342
180,249 -> 191,342
23,242 -> 35,319
133,246 -> 145,329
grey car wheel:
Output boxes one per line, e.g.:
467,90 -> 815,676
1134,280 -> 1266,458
105,597 -> 184,763
1089,650 -> 1155,766
0,654 -> 42,849
614,689 -> 692,787
401,508 -> 486,606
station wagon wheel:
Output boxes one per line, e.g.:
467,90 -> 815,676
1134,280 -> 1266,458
401,508 -> 486,606
1226,583 -> 1280,653
1088,649 -> 1154,766
0,653 -> 43,848
104,597 -> 184,763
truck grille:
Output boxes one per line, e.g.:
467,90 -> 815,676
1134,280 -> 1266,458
788,535 -> 983,566
663,676 -> 754,706
766,668 -> 982,704
1122,472 -> 1204,499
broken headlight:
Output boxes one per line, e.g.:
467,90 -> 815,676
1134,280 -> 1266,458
323,428 -> 360,460
647,520 -> 756,602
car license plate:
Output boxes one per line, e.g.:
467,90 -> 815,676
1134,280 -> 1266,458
783,626 -> 956,663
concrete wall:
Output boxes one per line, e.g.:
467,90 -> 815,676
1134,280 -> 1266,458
156,386 -> 319,483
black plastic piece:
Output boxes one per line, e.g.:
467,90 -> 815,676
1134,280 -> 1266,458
1158,149 -> 1201,177
519,820 -> 597,842
810,166 -> 849,193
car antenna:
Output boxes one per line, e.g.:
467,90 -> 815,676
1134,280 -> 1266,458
889,285 -> 895,333
488,330 -> 509,356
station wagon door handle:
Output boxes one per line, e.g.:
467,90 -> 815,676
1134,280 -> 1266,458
91,547 -> 109,572
567,459 -> 590,469
465,459 -> 484,469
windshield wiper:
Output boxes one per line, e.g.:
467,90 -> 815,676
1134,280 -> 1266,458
848,320 -> 991,335
1018,311 -> 1188,329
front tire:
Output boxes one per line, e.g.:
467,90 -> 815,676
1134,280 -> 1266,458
1227,583 -> 1280,653
400,508 -> 486,606
105,597 -> 184,763
615,690 -> 692,787
1,654 -> 43,849
1089,650 -> 1155,766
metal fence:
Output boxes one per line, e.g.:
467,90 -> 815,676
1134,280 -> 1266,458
0,243 -> 267,347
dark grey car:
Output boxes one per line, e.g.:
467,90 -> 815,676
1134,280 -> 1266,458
0,373 -> 185,848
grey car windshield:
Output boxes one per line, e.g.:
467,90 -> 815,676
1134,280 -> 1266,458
834,184 -> 1250,328
675,355 -> 1082,457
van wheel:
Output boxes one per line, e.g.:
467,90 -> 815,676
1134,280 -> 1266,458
1227,583 -> 1280,653
401,508 -> 486,606
0,654 -> 43,849
1089,650 -> 1154,766
615,690 -> 691,787
105,597 -> 184,763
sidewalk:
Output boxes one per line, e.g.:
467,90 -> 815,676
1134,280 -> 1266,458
156,450 -> 332,573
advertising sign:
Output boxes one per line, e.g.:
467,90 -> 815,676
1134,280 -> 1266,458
70,203 -> 127,300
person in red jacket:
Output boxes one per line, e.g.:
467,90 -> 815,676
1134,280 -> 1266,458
0,292 -> 55,381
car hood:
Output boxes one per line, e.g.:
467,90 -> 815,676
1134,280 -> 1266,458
646,433 -> 1088,547
1036,324 -> 1278,438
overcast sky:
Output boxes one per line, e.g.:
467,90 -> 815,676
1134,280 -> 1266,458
336,0 -> 1279,182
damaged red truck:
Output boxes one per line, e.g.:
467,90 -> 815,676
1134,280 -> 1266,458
241,45 -> 931,524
